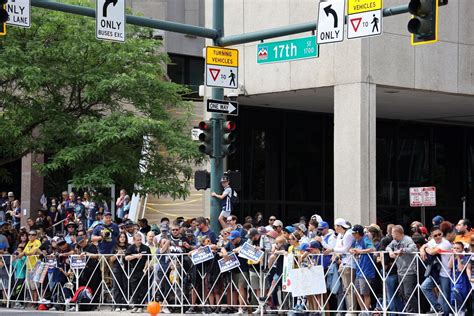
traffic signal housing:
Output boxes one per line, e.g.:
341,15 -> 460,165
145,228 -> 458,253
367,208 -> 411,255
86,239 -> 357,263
0,0 -> 8,36
221,121 -> 236,156
198,120 -> 213,156
194,170 -> 210,190
408,0 -> 438,45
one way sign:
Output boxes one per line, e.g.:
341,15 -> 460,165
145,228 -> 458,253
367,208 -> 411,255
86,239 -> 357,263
317,0 -> 345,44
206,99 -> 239,116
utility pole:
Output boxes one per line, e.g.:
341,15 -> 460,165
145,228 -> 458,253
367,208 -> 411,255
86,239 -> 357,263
209,0 -> 225,232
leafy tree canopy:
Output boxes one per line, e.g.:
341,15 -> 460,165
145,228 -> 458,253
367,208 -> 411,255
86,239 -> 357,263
0,0 -> 202,198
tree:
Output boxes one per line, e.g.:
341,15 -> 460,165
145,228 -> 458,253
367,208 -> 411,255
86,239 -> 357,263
0,0 -> 202,198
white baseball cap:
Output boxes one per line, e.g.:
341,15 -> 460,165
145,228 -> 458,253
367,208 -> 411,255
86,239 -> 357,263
334,218 -> 350,229
273,220 -> 283,227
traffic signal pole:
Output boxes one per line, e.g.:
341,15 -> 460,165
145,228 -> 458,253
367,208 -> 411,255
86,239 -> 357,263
210,0 -> 225,233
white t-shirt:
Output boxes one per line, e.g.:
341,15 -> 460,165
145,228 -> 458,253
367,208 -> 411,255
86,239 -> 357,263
426,238 -> 452,278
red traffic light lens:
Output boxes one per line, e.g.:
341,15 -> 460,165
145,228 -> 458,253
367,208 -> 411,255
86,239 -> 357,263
198,121 -> 210,131
224,121 -> 236,131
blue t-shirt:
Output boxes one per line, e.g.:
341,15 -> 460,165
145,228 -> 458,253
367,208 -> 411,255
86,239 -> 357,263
353,235 -> 376,279
195,228 -> 218,245
93,223 -> 120,254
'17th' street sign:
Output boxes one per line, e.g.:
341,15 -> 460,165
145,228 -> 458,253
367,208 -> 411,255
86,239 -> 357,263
257,36 -> 318,64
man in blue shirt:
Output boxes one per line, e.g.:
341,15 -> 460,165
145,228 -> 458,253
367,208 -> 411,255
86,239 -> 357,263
92,212 -> 119,254
350,224 -> 376,314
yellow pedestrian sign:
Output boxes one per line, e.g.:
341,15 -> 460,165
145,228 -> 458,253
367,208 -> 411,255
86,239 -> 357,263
205,46 -> 239,89
347,0 -> 382,15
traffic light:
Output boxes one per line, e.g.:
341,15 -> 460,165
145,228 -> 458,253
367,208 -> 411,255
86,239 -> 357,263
198,120 -> 213,156
407,0 -> 438,45
221,121 -> 236,156
194,170 -> 210,190
0,0 -> 8,36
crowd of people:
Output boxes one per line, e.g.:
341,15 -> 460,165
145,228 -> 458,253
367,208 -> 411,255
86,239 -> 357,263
1,183 -> 474,315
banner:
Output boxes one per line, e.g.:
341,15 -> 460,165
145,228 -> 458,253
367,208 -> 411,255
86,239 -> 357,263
191,246 -> 214,265
288,265 -> 327,296
46,256 -> 57,268
31,261 -> 48,283
70,255 -> 87,269
282,254 -> 294,292
218,253 -> 240,273
238,242 -> 264,263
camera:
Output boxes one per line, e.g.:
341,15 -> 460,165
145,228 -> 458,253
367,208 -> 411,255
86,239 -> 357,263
102,230 -> 111,238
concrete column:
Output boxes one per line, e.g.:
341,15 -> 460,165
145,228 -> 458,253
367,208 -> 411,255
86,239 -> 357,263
334,82 -> 376,226
21,153 -> 44,226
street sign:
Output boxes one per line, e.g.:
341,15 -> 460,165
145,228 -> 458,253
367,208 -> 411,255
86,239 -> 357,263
347,0 -> 382,15
317,0 -> 345,44
6,0 -> 30,28
347,10 -> 382,39
96,0 -> 125,42
409,187 -> 436,207
206,46 -> 239,89
191,128 -> 201,141
256,36 -> 319,64
206,99 -> 239,116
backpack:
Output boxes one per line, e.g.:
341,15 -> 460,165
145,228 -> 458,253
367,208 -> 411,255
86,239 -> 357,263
71,286 -> 94,311
229,188 -> 239,209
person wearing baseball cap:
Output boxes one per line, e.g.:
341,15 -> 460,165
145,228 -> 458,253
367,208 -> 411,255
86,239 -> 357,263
296,223 -> 310,244
282,226 -> 295,240
211,174 -> 237,229
91,209 -> 119,254
222,229 -> 249,313
432,215 -> 444,227
272,220 -> 284,235
349,224 -> 376,313
324,218 -> 356,312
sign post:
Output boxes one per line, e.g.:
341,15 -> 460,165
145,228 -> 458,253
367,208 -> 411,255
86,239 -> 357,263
409,186 -> 436,226
256,36 -> 318,64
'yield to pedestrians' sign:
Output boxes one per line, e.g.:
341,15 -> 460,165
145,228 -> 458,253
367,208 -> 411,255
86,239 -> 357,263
96,0 -> 125,42
6,0 -> 30,28
317,0 -> 345,44
205,46 -> 239,89
347,0 -> 383,39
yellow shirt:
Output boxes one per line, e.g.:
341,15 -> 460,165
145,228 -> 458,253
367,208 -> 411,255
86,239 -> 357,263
24,239 -> 41,270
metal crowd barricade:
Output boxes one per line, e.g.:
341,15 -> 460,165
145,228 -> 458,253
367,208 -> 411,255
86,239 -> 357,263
1,250 -> 474,314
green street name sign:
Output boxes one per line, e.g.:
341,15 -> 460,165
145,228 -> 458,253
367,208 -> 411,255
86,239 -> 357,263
257,35 -> 319,64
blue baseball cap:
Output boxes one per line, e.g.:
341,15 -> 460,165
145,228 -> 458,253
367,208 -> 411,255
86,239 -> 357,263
0,242 -> 8,250
432,215 -> 444,226
317,221 -> 329,230
298,243 -> 310,252
309,240 -> 322,250
228,230 -> 241,240
283,226 -> 295,234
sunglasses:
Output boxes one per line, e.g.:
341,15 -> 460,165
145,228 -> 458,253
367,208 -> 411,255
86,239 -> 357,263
28,234 -> 36,236
432,233 -> 442,238
269,218 -> 276,221
172,229 -> 180,231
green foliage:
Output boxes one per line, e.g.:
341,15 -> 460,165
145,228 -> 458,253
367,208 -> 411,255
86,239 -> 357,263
0,0 -> 203,199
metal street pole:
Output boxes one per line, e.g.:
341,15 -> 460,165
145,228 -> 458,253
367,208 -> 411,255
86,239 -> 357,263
210,0 -> 225,233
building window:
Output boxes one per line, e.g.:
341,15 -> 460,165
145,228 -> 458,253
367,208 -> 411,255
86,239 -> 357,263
167,54 -> 204,95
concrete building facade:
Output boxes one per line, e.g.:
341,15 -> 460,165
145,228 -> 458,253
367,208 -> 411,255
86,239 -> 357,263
201,0 -> 474,226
